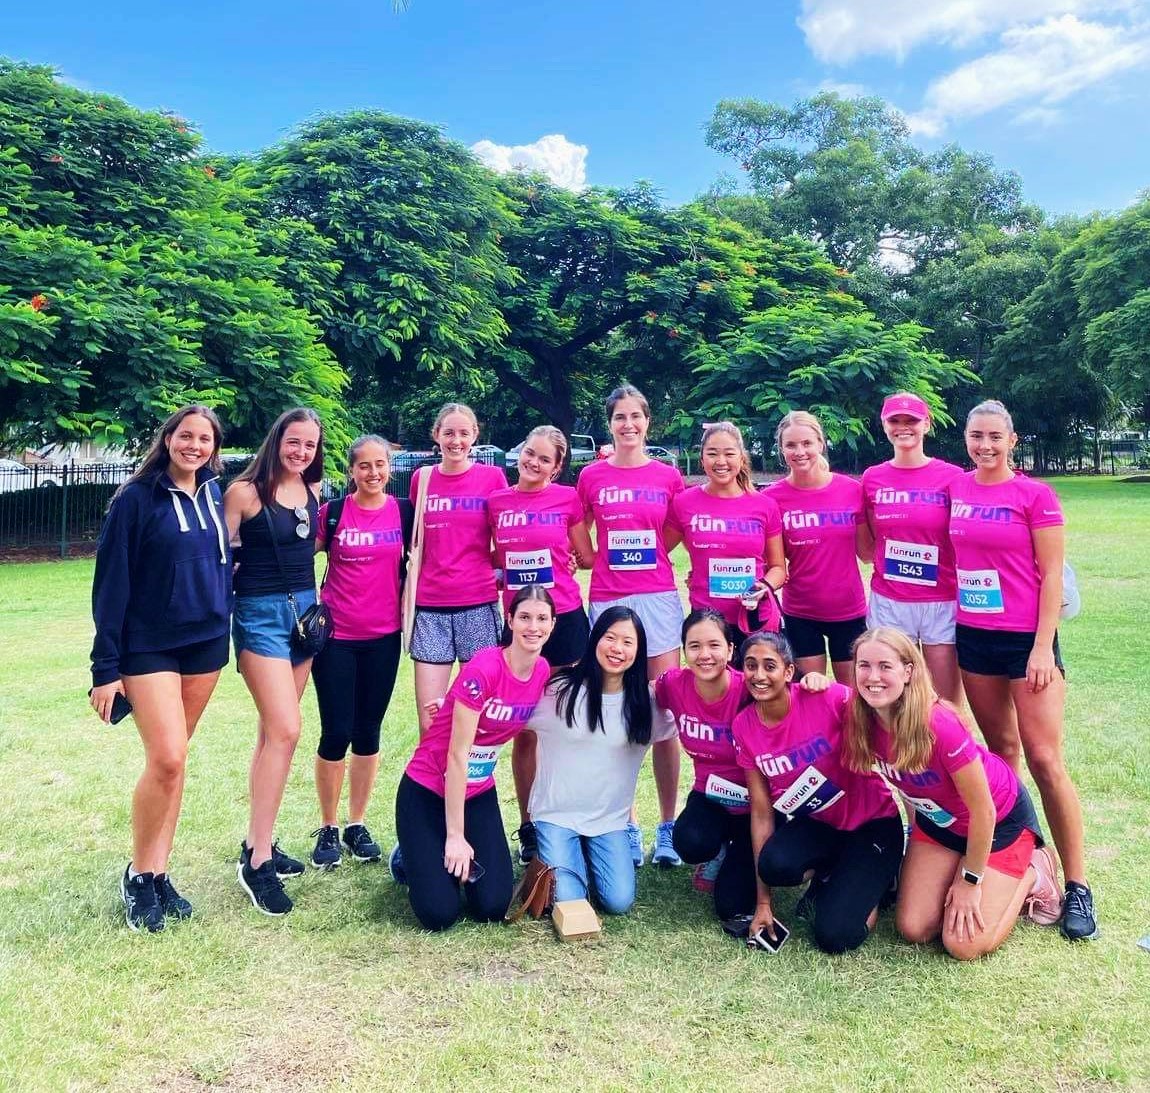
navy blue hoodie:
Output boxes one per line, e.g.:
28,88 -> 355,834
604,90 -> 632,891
90,466 -> 232,686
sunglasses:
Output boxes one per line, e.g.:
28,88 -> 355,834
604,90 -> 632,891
293,506 -> 310,539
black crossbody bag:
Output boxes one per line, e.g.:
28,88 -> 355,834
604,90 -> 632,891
263,505 -> 332,658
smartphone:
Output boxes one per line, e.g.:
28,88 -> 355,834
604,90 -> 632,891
747,919 -> 790,953
89,688 -> 133,725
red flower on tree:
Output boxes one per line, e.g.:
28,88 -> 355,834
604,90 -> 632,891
203,165 -> 217,179
30,294 -> 49,312
48,154 -> 63,164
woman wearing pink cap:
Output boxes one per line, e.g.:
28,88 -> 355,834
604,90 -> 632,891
860,392 -> 965,702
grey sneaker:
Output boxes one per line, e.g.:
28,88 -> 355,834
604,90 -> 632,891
651,820 -> 682,868
626,821 -> 644,868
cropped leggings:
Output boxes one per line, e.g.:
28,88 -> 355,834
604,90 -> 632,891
312,633 -> 401,761
758,813 -> 904,954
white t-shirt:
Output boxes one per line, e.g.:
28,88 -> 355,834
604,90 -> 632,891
526,684 -> 677,836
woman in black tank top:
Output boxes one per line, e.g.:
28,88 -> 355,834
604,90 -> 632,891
224,407 -> 325,917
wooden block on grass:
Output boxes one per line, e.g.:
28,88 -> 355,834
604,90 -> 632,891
552,899 -> 601,941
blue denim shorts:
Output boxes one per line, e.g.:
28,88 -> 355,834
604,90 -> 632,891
233,588 -> 317,664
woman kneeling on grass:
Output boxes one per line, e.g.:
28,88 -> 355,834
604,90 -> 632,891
90,406 -> 232,932
844,627 -> 1063,960
394,587 -> 555,931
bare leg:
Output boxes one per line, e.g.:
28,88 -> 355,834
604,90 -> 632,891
923,643 -> 963,706
414,660 -> 454,736
830,659 -> 853,685
943,863 -> 1035,961
315,756 -> 345,827
511,731 -> 537,825
347,752 -> 380,825
961,670 -> 1022,772
796,653 -> 828,679
648,649 -> 681,822
895,838 -> 957,945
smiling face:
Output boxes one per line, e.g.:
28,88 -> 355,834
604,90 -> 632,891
434,411 -> 478,469
609,397 -> 649,451
508,597 -> 556,654
596,619 -> 640,682
350,441 -> 390,496
278,419 -> 321,477
517,435 -> 560,489
882,413 -> 929,456
965,412 -> 1016,473
684,618 -> 733,684
741,640 -> 794,705
164,413 -> 217,478
702,430 -> 745,491
780,424 -> 823,474
854,639 -> 912,714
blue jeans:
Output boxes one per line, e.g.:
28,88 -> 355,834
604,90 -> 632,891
534,821 -> 635,915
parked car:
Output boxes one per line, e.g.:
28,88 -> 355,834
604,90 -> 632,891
593,445 -> 677,466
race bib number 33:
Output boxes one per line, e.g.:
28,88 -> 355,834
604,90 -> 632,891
607,530 -> 657,571
773,765 -> 845,818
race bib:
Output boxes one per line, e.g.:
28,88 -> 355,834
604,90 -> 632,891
773,765 -> 845,818
957,568 -> 1004,614
505,548 -> 555,589
708,557 -> 756,598
466,745 -> 500,785
704,773 -> 750,808
607,529 -> 657,571
901,792 -> 956,828
883,540 -> 939,587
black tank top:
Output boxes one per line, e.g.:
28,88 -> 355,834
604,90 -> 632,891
234,495 -> 318,596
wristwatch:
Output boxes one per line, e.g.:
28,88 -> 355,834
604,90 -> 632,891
961,867 -> 983,886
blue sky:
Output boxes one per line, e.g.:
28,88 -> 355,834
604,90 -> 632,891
6,0 -> 1150,215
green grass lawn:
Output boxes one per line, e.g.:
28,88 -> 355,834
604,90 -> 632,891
1,476 -> 1148,1092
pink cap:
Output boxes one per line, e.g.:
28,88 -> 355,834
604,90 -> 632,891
880,393 -> 929,421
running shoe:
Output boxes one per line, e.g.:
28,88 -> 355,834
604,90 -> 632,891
1022,845 -> 1062,926
121,866 -> 164,933
692,846 -> 727,894
271,841 -> 305,878
237,845 -> 293,917
651,820 -> 682,868
153,873 -> 193,920
310,825 -> 342,870
626,821 -> 644,868
389,844 -> 407,885
513,820 -> 539,864
1060,881 -> 1099,941
342,824 -> 382,863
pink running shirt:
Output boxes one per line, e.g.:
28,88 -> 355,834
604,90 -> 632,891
948,473 -> 1064,632
667,487 -> 783,627
316,495 -> 404,640
410,462 -> 507,608
488,483 -> 585,615
766,475 -> 866,622
577,460 -> 684,602
655,666 -> 752,813
404,645 -> 551,799
862,459 -> 964,603
870,702 -> 1019,837
732,683 -> 897,831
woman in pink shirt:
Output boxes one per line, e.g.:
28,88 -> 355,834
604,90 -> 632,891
766,411 -> 868,684
861,392 -> 965,702
655,609 -> 755,919
667,422 -> 786,658
732,630 -> 901,953
577,384 -> 685,868
394,587 -> 555,931
844,628 -> 1063,959
308,436 -> 413,872
408,403 -> 508,734
950,399 -> 1096,942
488,425 -> 595,864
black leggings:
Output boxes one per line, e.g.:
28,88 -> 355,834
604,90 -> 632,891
312,633 -> 401,761
394,774 -> 514,932
672,791 -> 757,920
758,814 -> 904,954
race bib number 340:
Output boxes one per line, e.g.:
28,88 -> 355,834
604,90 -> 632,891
957,568 -> 1004,613
607,530 -> 657,571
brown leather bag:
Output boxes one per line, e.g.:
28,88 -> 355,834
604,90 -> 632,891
505,857 -> 557,923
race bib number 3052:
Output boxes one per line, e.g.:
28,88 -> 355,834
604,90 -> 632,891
957,568 -> 1004,613
607,530 -> 657,571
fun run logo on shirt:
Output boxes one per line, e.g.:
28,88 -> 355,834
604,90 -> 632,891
754,735 -> 832,777
874,488 -> 948,506
950,501 -> 1013,522
781,509 -> 857,530
495,510 -> 568,528
678,713 -> 733,743
335,527 -> 403,547
596,486 -> 670,506
873,759 -> 942,788
688,514 -> 765,535
427,495 -> 488,513
483,696 -> 539,723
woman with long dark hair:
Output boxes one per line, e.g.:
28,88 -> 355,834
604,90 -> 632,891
224,407 -> 325,916
90,406 -> 231,931
525,607 -> 678,914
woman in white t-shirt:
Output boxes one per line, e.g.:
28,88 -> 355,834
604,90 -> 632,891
524,606 -> 677,914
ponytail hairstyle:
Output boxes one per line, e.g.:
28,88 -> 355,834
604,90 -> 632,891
551,605 -> 653,745
605,384 -> 651,422
843,627 -> 940,774
347,434 -> 390,493
522,425 -> 569,479
430,402 -> 480,445
965,399 -> 1017,469
237,407 -> 325,510
700,420 -> 753,494
775,410 -> 830,474
120,405 -> 223,499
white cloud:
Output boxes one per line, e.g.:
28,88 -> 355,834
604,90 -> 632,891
799,0 -> 1139,62
471,134 -> 588,191
906,15 -> 1150,131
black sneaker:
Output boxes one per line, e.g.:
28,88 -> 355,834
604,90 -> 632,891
342,823 -> 382,863
513,820 -> 539,864
121,866 -> 164,933
271,841 -> 304,878
237,846 -> 293,917
310,825 -> 342,870
154,873 -> 193,919
1061,881 -> 1099,941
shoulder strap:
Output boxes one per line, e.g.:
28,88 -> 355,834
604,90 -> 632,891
322,496 -> 346,553
397,497 -> 416,578
262,505 -> 294,599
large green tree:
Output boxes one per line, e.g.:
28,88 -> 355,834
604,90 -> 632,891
0,61 -> 345,449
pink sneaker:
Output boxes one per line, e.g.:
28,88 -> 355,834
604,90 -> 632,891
1022,845 -> 1063,926
692,846 -> 726,894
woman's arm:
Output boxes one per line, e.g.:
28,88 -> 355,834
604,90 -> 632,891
443,703 -> 483,879
569,519 -> 596,570
943,759 -> 996,943
855,519 -> 875,566
90,492 -> 136,715
763,532 -> 786,593
747,767 -> 779,939
223,480 -> 257,545
1028,524 -> 1065,693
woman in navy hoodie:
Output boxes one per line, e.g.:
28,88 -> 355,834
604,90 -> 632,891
90,406 -> 232,933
